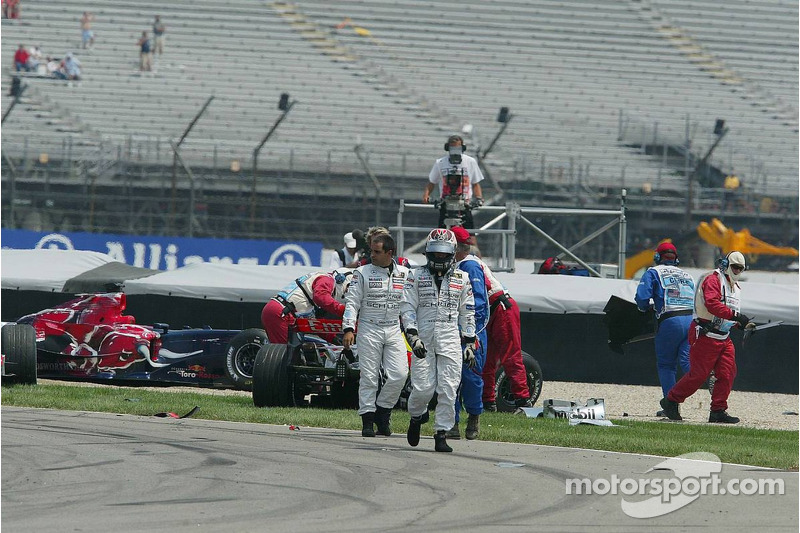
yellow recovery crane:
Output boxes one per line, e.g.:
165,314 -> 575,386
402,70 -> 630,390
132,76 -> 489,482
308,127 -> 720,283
625,218 -> 798,279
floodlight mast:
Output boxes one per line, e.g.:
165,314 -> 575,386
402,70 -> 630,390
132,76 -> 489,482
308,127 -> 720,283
170,95 -> 214,231
474,107 -> 512,204
353,143 -> 382,224
685,120 -> 729,229
250,96 -> 297,232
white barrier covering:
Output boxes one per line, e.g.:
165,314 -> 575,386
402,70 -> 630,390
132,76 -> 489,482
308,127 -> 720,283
122,262 -> 320,302
1,249 -> 115,292
2,250 -> 797,325
495,271 -> 798,325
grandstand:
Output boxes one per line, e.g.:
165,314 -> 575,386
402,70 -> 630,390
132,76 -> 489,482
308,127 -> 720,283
2,0 -> 797,254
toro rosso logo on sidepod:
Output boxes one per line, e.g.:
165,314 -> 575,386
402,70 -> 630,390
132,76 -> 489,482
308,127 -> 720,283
169,365 -> 223,379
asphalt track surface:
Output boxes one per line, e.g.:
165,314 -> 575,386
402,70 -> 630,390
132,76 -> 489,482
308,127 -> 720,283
2,407 -> 797,532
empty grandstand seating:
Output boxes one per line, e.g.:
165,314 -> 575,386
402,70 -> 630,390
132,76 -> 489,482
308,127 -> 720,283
2,0 -> 797,196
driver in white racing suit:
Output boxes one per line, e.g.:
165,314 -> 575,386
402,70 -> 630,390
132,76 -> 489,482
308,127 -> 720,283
342,234 -> 410,438
400,228 -> 476,452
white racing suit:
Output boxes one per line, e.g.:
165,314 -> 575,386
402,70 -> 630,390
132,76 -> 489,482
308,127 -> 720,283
343,261 -> 410,415
400,265 -> 476,432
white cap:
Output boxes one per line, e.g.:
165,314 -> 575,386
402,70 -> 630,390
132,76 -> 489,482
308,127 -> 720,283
343,232 -> 356,248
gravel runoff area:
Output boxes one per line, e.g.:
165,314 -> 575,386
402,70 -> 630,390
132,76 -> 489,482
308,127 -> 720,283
541,381 -> 799,431
39,379 -> 799,431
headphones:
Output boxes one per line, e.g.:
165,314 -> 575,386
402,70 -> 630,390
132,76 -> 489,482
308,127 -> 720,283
653,251 -> 680,265
717,252 -> 745,271
718,252 -> 744,271
444,135 -> 467,153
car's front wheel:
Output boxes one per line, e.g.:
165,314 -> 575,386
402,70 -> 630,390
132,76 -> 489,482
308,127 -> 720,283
225,328 -> 268,390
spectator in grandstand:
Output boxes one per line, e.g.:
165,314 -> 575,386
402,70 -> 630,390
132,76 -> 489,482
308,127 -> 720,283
334,17 -> 352,30
661,251 -> 751,424
260,270 -> 352,344
3,0 -> 20,19
635,241 -> 694,416
27,44 -> 43,71
329,230 -> 363,268
80,12 -> 95,49
46,56 -> 67,80
137,31 -> 153,72
63,53 -> 81,81
342,233 -> 410,438
152,15 -> 166,56
13,44 -> 30,72
423,134 -> 484,229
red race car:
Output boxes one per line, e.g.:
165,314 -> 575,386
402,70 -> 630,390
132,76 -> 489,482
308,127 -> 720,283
3,292 -> 268,390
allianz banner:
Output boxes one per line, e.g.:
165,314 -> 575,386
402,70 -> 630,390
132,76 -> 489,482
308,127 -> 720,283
1,229 -> 324,269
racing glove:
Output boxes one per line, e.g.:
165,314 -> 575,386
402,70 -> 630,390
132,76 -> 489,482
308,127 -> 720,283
406,329 -> 427,359
496,293 -> 511,311
734,312 -> 752,329
470,197 -> 484,208
462,337 -> 477,369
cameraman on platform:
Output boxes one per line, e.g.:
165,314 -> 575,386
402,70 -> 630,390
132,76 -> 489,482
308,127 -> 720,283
423,135 -> 485,229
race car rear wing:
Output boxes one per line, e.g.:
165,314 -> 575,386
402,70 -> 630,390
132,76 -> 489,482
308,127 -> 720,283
293,318 -> 344,335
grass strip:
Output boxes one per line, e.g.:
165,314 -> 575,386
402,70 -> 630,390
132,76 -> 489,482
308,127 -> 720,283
2,383 -> 797,470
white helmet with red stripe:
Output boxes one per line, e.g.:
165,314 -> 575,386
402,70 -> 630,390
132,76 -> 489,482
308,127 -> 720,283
425,228 -> 457,274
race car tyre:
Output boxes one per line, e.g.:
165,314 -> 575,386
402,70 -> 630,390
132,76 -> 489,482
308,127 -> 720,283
252,343 -> 292,407
252,344 -> 271,407
2,323 -> 37,386
225,328 -> 268,391
494,351 -> 543,413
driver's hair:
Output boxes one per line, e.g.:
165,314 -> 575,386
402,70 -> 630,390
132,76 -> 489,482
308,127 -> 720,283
455,243 -> 471,254
372,233 -> 396,256
366,226 -> 390,243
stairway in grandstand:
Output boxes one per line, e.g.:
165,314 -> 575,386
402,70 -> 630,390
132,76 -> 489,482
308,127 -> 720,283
1,0 -> 452,181
2,0 -> 797,197
638,0 -> 798,131
296,0 -> 798,194
269,1 -> 460,130
1,61 -> 102,158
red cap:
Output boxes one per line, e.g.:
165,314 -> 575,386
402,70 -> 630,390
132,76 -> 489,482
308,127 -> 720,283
451,226 -> 471,244
656,242 -> 677,256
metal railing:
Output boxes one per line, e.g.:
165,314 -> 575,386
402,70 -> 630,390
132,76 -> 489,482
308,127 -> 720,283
3,130 -> 797,199
391,193 -> 627,276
